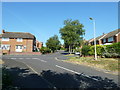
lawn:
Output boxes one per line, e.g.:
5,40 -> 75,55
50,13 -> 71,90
0,60 -> 4,64
65,57 -> 119,75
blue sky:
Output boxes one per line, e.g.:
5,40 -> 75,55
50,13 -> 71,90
2,2 -> 118,46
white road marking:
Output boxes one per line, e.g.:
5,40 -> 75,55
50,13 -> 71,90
10,59 -> 56,89
40,60 -> 47,62
32,58 -> 38,59
26,58 -> 30,59
19,58 -> 23,59
32,58 -> 47,63
25,64 -> 39,74
11,58 -> 16,60
55,57 -> 61,61
56,65 -> 80,74
55,65 -> 99,81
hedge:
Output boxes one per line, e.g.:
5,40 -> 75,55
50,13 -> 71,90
81,42 -> 120,58
40,47 -> 51,54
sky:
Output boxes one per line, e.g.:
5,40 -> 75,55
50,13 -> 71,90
2,2 -> 118,46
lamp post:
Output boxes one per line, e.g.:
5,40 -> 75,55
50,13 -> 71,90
89,17 -> 97,60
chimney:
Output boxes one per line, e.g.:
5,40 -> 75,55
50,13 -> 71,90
2,29 -> 5,34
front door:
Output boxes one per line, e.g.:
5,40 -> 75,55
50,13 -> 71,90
16,45 -> 23,52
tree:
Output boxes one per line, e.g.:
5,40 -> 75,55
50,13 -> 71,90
46,35 -> 61,52
59,19 -> 85,53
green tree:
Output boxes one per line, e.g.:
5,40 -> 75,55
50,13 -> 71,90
46,35 -> 61,52
59,19 -> 85,53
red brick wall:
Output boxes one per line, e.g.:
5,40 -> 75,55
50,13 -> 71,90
117,33 -> 120,42
0,38 -> 34,54
36,41 -> 43,49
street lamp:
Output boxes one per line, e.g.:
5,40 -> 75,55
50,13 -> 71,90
89,17 -> 97,60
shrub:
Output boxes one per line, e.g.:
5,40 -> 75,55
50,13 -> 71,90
81,45 -> 90,56
40,47 -> 51,54
89,45 -> 104,56
103,42 -> 120,58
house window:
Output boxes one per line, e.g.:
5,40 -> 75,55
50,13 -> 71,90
108,37 -> 114,42
103,39 -> 106,43
16,45 -> 22,49
1,45 -> 10,50
24,46 -> 26,49
17,38 -> 23,42
2,38 -> 9,41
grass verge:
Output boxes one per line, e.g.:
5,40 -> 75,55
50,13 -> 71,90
65,57 -> 119,75
0,60 -> 4,64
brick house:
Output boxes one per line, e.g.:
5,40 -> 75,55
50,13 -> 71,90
101,29 -> 120,45
36,40 -> 43,51
0,30 -> 36,54
36,40 -> 43,49
87,29 -> 120,45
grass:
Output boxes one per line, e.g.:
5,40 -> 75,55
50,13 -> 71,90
65,57 -> 119,74
0,60 -> 4,64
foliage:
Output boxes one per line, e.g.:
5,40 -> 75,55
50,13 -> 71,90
89,45 -> 104,56
84,42 -> 120,58
46,35 -> 61,52
81,45 -> 90,56
40,47 -> 51,54
103,42 -> 120,58
59,19 -> 85,53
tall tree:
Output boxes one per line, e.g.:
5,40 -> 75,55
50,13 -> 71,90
46,35 -> 61,52
59,19 -> 85,53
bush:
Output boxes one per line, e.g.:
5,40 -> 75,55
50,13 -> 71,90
89,45 -> 104,56
40,47 -> 51,54
103,42 -> 120,58
81,45 -> 90,56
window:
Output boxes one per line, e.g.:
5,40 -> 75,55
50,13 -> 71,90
108,37 -> 114,42
17,38 -> 23,42
1,45 -> 10,50
103,39 -> 106,43
24,46 -> 26,49
16,45 -> 22,49
2,38 -> 9,41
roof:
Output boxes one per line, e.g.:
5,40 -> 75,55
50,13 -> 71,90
87,34 -> 106,42
0,32 -> 35,39
88,29 -> 120,42
102,29 -> 120,39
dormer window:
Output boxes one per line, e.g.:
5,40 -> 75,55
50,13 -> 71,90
17,38 -> 23,42
2,38 -> 9,41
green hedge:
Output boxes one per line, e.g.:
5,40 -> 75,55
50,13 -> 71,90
40,47 -> 51,54
81,45 -> 90,56
89,45 -> 104,56
81,42 -> 120,58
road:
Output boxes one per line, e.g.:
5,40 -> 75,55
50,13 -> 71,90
2,51 -> 119,89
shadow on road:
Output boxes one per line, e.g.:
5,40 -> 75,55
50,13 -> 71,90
3,67 -> 119,89
60,52 -> 70,55
2,67 -> 53,89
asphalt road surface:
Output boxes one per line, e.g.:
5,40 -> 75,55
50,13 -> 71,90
2,50 -> 119,89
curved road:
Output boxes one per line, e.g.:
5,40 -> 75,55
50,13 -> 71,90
2,51 -> 119,89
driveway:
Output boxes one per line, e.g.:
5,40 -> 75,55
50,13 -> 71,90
2,50 -> 119,89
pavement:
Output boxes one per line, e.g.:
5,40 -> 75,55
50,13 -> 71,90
2,50 -> 120,89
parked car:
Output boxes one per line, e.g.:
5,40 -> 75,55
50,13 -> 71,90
75,52 -> 80,55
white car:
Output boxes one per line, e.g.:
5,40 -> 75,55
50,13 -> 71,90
75,52 -> 80,55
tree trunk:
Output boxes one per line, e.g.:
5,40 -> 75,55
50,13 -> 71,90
69,45 -> 71,54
